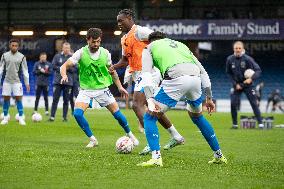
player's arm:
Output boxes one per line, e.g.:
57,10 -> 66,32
60,59 -> 74,83
21,56 -> 30,92
110,70 -> 128,99
193,56 -> 215,114
192,56 -> 212,98
0,55 -> 4,81
141,48 -> 154,100
136,26 -> 153,41
109,55 -> 128,73
135,26 -> 155,99
106,51 -> 128,98
141,47 -> 161,113
60,49 -> 81,83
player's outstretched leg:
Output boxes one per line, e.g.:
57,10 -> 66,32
133,91 -> 184,155
132,91 -> 146,133
73,108 -> 98,148
137,113 -> 163,167
159,114 -> 185,150
139,113 -> 185,155
112,109 -> 139,146
15,97 -> 26,126
189,112 -> 227,164
1,98 -> 10,125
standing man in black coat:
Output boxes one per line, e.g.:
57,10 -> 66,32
33,52 -> 52,115
226,41 -> 263,129
49,42 -> 73,122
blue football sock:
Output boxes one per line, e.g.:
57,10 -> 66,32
3,100 -> 10,116
144,113 -> 160,151
113,110 -> 130,133
191,115 -> 220,151
16,100 -> 24,116
89,99 -> 93,108
73,109 -> 93,137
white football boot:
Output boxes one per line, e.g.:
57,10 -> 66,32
86,139 -> 99,148
127,132 -> 139,146
0,117 -> 9,125
18,116 -> 26,126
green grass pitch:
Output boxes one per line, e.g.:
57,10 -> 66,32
0,108 -> 283,189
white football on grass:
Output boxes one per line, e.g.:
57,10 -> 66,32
115,136 -> 134,154
32,113 -> 42,122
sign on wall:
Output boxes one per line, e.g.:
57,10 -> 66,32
140,19 -> 284,40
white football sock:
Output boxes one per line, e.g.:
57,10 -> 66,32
127,131 -> 136,141
127,131 -> 134,138
127,131 -> 139,146
152,150 -> 161,159
167,125 -> 183,140
89,135 -> 97,141
214,149 -> 223,158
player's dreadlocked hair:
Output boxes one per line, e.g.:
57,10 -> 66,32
118,9 -> 135,19
148,31 -> 166,42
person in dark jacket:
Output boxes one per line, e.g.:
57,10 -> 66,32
226,41 -> 263,129
49,42 -> 73,122
33,52 -> 52,115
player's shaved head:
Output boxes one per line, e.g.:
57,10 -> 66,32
233,41 -> 245,57
233,41 -> 244,49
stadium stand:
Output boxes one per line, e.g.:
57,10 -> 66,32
203,53 -> 284,99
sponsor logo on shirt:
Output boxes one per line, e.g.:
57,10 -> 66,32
241,61 -> 246,68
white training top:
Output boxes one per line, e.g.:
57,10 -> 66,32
69,47 -> 112,66
0,51 -> 29,85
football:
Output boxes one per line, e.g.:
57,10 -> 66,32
32,113 -> 42,122
15,113 -> 25,121
0,113 -> 11,120
244,69 -> 255,79
115,136 -> 134,154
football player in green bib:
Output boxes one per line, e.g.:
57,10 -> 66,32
137,31 -> 227,167
60,28 -> 139,148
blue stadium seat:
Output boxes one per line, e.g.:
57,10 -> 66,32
202,55 -> 284,99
